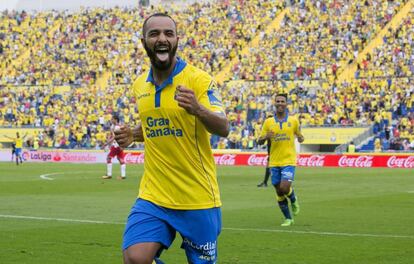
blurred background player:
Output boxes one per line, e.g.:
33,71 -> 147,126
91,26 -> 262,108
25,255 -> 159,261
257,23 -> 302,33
258,94 -> 304,226
11,142 -> 16,162
102,116 -> 126,180
257,112 -> 273,187
5,132 -> 27,165
257,139 -> 271,187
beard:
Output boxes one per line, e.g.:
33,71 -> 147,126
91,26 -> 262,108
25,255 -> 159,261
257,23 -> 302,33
143,41 -> 178,71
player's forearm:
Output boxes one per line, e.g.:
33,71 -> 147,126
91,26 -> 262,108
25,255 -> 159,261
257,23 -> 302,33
195,105 -> 229,137
297,133 -> 305,143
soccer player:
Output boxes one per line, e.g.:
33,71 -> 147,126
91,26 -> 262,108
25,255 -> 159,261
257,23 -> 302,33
11,142 -> 16,162
102,116 -> 126,180
5,132 -> 27,165
257,113 -> 273,188
114,13 -> 229,264
258,94 -> 304,227
257,139 -> 271,187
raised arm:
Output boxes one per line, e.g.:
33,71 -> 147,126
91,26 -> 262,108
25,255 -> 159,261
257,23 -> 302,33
175,85 -> 229,137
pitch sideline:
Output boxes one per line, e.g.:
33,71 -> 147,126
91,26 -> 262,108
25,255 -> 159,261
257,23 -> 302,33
0,214 -> 413,239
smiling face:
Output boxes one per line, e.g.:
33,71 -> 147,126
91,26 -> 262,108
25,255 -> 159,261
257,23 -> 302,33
275,95 -> 287,115
141,16 -> 179,71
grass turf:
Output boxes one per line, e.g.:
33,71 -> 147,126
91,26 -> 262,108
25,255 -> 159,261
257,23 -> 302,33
0,162 -> 413,263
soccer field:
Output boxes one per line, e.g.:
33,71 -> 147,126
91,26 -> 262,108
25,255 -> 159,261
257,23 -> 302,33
0,162 -> 413,264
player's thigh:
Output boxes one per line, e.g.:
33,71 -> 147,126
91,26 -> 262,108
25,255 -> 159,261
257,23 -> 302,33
123,199 -> 176,260
279,166 -> 295,193
15,149 -> 22,156
270,167 -> 282,186
123,242 -> 162,264
175,208 -> 222,264
117,150 -> 125,163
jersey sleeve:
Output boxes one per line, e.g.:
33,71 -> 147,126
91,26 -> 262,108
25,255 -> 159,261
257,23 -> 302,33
130,77 -> 141,101
259,118 -> 270,139
294,117 -> 301,136
194,72 -> 224,113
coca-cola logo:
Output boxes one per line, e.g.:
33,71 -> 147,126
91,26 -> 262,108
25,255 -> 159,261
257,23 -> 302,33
338,155 -> 373,168
247,154 -> 268,166
214,154 -> 236,165
387,156 -> 414,168
124,153 -> 145,164
297,155 -> 325,167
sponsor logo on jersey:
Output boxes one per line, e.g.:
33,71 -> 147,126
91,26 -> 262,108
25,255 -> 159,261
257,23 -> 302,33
207,81 -> 222,106
145,117 -> 183,138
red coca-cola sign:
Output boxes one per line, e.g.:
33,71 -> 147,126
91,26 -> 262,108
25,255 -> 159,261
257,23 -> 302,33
247,154 -> 268,166
387,155 -> 414,168
124,153 -> 145,164
297,155 -> 325,167
120,151 -> 412,168
338,155 -> 373,168
214,154 -> 236,165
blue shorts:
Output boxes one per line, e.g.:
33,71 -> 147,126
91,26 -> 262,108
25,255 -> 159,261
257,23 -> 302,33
15,148 -> 22,156
270,166 -> 296,185
123,199 -> 222,264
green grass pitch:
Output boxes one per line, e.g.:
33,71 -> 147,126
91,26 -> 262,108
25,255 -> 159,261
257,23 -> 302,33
0,162 -> 413,263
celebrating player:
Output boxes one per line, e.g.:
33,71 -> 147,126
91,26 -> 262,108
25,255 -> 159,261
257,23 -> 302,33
258,93 -> 304,226
5,132 -> 27,165
114,13 -> 229,264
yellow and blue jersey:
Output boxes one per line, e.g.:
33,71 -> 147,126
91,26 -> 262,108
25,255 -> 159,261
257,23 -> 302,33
260,114 -> 300,167
131,57 -> 224,210
15,138 -> 23,148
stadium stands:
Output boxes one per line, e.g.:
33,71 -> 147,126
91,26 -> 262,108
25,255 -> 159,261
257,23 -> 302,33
0,0 -> 413,152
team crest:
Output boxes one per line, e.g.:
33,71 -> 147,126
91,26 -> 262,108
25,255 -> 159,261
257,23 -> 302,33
288,122 -> 291,127
207,80 -> 222,106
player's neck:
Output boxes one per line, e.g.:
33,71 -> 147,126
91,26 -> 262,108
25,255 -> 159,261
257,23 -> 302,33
151,57 -> 177,86
276,112 -> 286,121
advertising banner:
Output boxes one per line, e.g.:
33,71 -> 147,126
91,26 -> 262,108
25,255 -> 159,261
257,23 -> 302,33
0,150 -> 412,168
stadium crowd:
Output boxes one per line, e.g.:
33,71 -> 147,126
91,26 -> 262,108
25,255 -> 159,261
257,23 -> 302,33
0,0 -> 413,152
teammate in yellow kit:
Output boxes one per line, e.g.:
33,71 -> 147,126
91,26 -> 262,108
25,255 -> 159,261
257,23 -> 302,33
114,13 -> 229,264
5,132 -> 27,165
258,94 -> 304,226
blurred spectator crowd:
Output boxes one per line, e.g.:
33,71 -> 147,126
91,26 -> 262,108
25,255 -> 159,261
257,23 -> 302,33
0,0 -> 413,151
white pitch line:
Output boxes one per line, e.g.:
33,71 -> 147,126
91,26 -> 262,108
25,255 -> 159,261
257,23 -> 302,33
223,227 -> 414,239
40,172 -> 62,180
0,214 -> 123,225
407,191 -> 414,193
0,214 -> 413,239
39,171 -> 101,180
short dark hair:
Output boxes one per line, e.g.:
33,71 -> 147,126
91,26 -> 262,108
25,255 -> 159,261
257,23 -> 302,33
142,12 -> 177,37
275,93 -> 288,101
112,115 -> 120,123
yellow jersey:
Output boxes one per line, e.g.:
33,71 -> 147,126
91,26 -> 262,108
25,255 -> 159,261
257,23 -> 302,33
15,138 -> 23,148
260,114 -> 301,167
131,58 -> 224,210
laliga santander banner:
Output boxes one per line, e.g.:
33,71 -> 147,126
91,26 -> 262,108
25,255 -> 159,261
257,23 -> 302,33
0,150 -> 412,168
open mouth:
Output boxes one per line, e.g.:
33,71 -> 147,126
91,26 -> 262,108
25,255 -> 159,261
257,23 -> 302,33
155,46 -> 169,62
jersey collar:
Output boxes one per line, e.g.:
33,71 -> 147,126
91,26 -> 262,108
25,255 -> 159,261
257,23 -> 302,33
274,110 -> 289,129
146,57 -> 187,92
